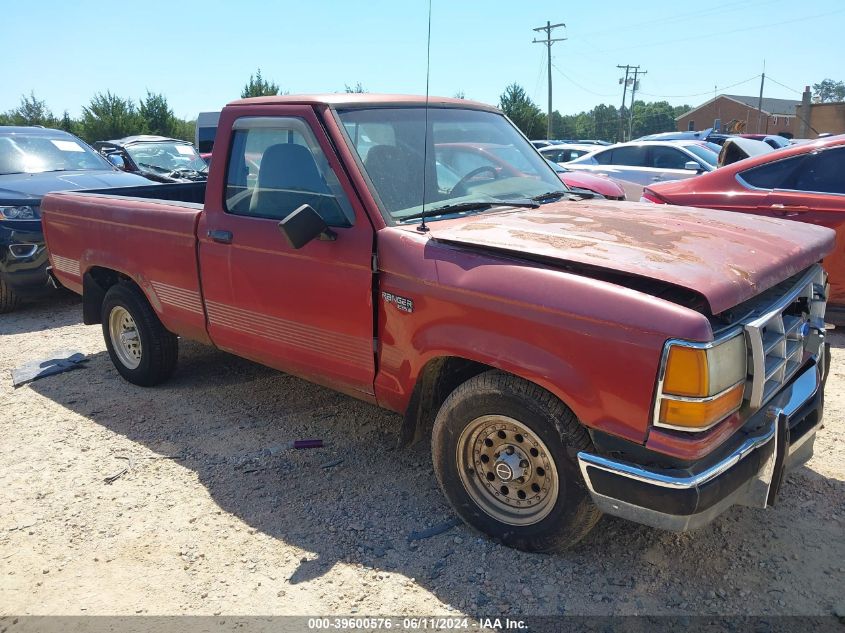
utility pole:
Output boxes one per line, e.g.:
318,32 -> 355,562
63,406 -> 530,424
628,67 -> 647,141
616,65 -> 635,142
533,21 -> 566,139
757,72 -> 766,134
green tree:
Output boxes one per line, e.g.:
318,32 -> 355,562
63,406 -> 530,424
171,118 -> 196,143
139,91 -> 177,137
812,78 -> 845,103
58,110 -> 76,134
241,68 -> 280,98
78,92 -> 142,143
498,83 -> 546,139
344,82 -> 367,93
630,100 -> 677,138
6,91 -> 57,127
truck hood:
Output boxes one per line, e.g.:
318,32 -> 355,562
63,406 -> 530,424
426,200 -> 835,314
0,170 -> 150,203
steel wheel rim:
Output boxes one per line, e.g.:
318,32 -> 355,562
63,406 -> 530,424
108,306 -> 142,370
457,414 -> 559,526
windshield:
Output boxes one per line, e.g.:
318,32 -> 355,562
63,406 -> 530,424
338,107 -> 565,223
125,142 -> 206,174
686,143 -> 720,166
0,133 -> 110,175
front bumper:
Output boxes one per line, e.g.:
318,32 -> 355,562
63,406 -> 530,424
577,353 -> 826,531
0,220 -> 51,297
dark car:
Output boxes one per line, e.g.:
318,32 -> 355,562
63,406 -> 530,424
0,126 -> 151,312
94,135 -> 208,183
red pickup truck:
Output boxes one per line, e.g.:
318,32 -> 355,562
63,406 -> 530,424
42,95 -> 834,551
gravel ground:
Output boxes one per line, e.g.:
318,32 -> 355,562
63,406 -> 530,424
1,293 -> 843,617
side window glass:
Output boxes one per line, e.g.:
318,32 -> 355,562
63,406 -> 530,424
651,146 -> 689,169
593,149 -> 614,165
225,117 -> 354,227
609,146 -> 648,166
739,156 -> 806,190
793,149 -> 845,194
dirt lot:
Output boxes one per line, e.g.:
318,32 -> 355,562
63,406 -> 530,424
1,293 -> 843,617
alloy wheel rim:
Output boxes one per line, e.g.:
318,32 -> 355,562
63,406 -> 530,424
456,415 -> 559,526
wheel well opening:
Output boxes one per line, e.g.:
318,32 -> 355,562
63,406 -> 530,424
399,356 -> 492,447
82,267 -> 134,325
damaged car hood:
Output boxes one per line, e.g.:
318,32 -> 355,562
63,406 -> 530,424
425,201 -> 835,314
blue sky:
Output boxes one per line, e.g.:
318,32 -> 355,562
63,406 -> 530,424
5,0 -> 845,120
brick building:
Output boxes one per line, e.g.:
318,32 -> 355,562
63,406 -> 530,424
675,94 -> 801,136
798,101 -> 845,138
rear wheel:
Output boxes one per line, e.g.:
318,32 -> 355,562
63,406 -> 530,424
432,370 -> 601,551
0,277 -> 20,314
101,283 -> 178,386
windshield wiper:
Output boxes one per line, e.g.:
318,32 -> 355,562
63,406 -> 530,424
399,199 -> 539,223
531,190 -> 570,203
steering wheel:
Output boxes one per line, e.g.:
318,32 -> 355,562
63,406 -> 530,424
450,166 -> 499,196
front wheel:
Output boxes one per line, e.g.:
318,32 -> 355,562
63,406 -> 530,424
0,277 -> 20,314
432,370 -> 601,552
101,283 -> 178,386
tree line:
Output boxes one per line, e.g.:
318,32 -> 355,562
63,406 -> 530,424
0,91 -> 196,145
499,83 -> 691,142
6,69 -> 840,147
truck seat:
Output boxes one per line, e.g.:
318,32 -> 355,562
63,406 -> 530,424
364,145 -> 423,213
250,143 -> 332,217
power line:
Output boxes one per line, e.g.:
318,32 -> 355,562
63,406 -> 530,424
550,63 -> 617,98
638,74 -> 761,99
587,7 -> 845,55
766,75 -> 803,94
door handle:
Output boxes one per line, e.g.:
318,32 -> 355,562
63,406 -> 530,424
770,204 -> 809,210
207,229 -> 233,244
769,204 -> 808,217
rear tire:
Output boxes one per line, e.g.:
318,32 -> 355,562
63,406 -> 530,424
101,283 -> 178,386
0,277 -> 20,314
432,370 -> 601,552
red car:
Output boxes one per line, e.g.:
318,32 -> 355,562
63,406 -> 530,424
436,142 -> 627,200
642,135 -> 845,322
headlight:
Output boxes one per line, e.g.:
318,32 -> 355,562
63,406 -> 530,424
655,332 -> 747,432
0,205 -> 40,220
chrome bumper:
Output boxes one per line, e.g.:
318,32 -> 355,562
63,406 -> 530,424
577,358 -> 824,532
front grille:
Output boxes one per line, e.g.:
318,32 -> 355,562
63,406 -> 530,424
743,265 -> 827,410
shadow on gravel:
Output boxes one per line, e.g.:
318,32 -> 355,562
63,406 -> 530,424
0,290 -> 82,336
28,338 -> 845,615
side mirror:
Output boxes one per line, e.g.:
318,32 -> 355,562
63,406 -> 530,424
107,154 -> 126,170
278,204 -> 336,249
684,160 -> 701,172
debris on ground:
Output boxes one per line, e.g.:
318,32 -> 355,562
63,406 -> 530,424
233,439 -> 325,468
320,458 -> 343,469
407,517 -> 462,542
103,455 -> 133,484
11,350 -> 87,387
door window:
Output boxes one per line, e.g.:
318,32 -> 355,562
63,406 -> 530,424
738,155 -> 806,190
650,146 -> 691,170
607,145 -> 648,167
792,148 -> 845,194
225,117 -> 354,227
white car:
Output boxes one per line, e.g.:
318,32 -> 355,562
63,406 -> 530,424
564,140 -> 719,187
539,143 -> 597,165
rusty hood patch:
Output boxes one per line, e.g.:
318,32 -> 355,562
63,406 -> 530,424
426,200 -> 835,314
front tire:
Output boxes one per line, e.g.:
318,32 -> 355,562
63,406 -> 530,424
101,283 -> 178,386
432,370 -> 601,552
0,277 -> 20,314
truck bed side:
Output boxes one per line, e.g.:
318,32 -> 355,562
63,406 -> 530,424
41,189 -> 208,343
